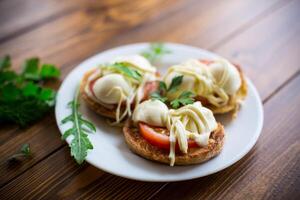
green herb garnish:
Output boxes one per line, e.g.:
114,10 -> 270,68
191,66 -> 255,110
0,55 -> 60,126
106,63 -> 142,82
170,91 -> 195,109
150,75 -> 195,109
9,143 -> 32,161
141,43 -> 171,63
61,88 -> 96,164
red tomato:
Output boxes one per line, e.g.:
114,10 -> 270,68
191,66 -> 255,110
142,81 -> 159,101
138,122 -> 199,150
200,59 -> 214,65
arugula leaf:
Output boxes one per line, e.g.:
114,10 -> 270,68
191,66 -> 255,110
108,63 -> 142,81
170,91 -> 195,109
141,43 -> 171,63
0,55 -> 11,71
8,143 -> 32,161
168,75 -> 183,93
61,88 -> 95,164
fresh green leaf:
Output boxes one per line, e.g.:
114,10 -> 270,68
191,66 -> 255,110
170,91 -> 195,109
0,56 -> 59,127
150,92 -> 168,103
22,58 -> 40,80
0,83 -> 21,101
0,55 -> 11,71
40,64 -> 61,79
61,88 -> 95,164
108,63 -> 142,81
141,43 -> 171,63
0,97 -> 53,126
22,82 -> 39,97
0,71 -> 17,84
168,75 -> 183,93
20,143 -> 31,158
8,143 -> 32,161
159,81 -> 167,93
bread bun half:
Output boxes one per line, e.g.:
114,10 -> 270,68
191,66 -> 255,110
198,63 -> 248,115
123,120 -> 225,165
80,69 -> 159,120
80,69 -> 117,119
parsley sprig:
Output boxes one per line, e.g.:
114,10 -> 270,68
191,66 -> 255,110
0,55 -> 60,126
151,75 -> 195,109
61,88 -> 96,164
141,43 -> 171,63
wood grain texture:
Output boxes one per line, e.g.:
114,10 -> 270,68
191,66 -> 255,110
0,0 -> 188,187
0,0 -> 78,42
0,0 -> 286,189
0,0 -> 299,199
149,72 -> 300,200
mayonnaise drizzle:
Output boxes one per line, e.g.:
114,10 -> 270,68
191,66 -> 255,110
166,102 -> 217,166
133,100 -> 218,166
85,55 -> 157,124
163,58 -> 241,107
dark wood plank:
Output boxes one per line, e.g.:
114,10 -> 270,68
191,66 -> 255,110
0,146 -> 166,200
215,0 -> 300,100
1,72 -> 300,199
0,0 -> 283,185
0,0 -> 80,42
149,73 -> 300,200
0,0 -> 190,187
0,0 -> 298,197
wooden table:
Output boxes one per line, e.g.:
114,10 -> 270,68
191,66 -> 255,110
0,0 -> 299,199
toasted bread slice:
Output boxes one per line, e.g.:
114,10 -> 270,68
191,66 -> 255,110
123,120 -> 225,165
198,63 -> 248,115
80,69 -> 159,120
80,69 -> 118,119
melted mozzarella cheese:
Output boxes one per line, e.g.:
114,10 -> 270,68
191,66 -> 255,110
92,74 -> 131,104
133,99 -> 168,127
166,102 -> 217,166
112,54 -> 156,73
209,59 -> 241,95
164,59 -> 214,100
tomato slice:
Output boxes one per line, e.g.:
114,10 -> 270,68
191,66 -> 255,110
142,81 -> 159,101
200,59 -> 214,65
138,122 -> 199,150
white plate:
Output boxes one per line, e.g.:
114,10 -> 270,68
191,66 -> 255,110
55,43 -> 263,182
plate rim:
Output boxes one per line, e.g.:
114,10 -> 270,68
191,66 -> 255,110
55,42 -> 264,182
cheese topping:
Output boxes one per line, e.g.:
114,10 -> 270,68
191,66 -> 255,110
209,59 -> 241,95
163,59 -> 241,107
133,99 -> 168,127
113,55 -> 156,73
166,102 -> 217,165
84,55 -> 157,124
133,100 -> 217,166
